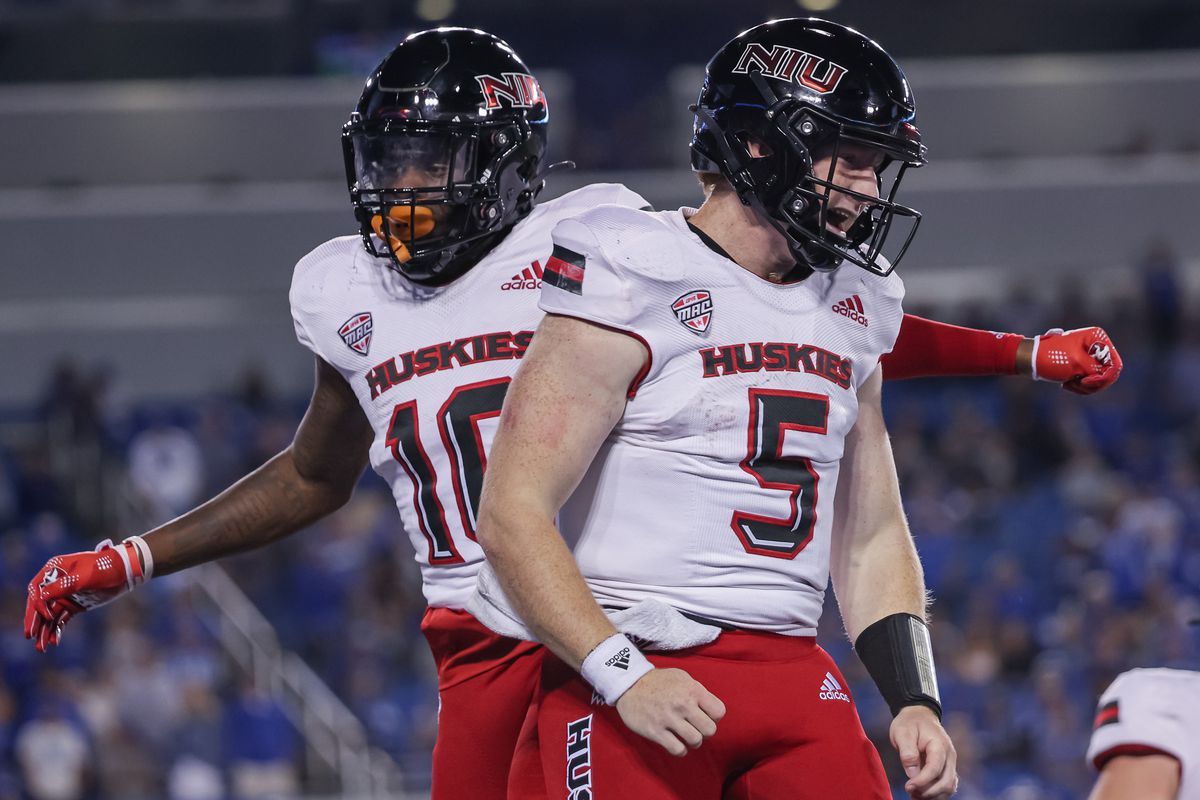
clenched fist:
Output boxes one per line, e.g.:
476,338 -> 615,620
1033,327 -> 1123,395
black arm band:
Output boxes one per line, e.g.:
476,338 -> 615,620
853,612 -> 942,719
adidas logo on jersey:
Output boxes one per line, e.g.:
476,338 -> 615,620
501,261 -> 544,291
819,671 -> 851,702
832,295 -> 868,327
605,647 -> 631,671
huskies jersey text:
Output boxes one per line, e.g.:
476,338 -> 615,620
288,183 -> 648,610
1088,668 -> 1198,799
481,204 -> 904,636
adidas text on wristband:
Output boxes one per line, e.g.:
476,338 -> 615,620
581,633 -> 654,705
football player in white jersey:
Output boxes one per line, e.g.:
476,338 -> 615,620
1087,668 -> 1199,800
472,19 -> 963,799
20,28 -> 652,799
22,22 -> 1120,800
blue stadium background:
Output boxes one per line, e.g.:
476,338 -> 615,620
1,1 -> 1198,798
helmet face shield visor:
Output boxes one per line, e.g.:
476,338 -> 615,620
351,129 -> 472,193
342,118 -> 541,281
346,126 -> 481,272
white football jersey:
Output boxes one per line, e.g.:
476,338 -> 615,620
1088,668 -> 1198,799
289,183 -> 648,610
481,204 -> 905,636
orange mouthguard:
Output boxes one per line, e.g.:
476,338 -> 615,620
371,205 -> 437,262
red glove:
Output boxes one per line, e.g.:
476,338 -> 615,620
1032,327 -> 1123,395
24,536 -> 153,653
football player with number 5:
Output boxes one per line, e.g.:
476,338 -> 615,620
472,18 -> 1017,799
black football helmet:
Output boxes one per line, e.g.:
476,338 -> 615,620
343,28 -> 552,285
691,18 -> 927,276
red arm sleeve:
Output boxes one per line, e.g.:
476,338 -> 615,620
881,314 -> 1023,381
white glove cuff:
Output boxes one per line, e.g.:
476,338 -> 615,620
1030,328 -> 1064,382
123,535 -> 155,583
581,633 -> 654,705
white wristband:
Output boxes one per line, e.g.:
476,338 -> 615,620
1030,335 -> 1044,381
1030,328 -> 1064,382
580,633 -> 654,705
123,535 -> 155,583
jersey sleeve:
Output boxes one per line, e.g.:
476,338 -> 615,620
289,258 -> 328,362
539,215 -> 641,332
1087,670 -> 1189,771
537,212 -> 673,397
288,238 -> 356,365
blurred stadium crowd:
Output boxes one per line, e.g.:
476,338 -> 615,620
0,243 -> 1195,800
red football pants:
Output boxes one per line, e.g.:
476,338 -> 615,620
420,607 -> 544,800
526,630 -> 889,800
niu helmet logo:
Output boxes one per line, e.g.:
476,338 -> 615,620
475,72 -> 545,110
732,43 -> 849,94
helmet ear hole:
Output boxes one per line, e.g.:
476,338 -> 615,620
734,132 -> 774,159
748,137 -> 774,159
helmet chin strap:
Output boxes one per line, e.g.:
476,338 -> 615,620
516,159 -> 575,215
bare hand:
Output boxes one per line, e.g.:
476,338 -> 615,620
614,668 -> 726,757
890,705 -> 958,799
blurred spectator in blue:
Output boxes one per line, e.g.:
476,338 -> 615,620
0,452 -> 15,529
1141,241 -> 1182,351
128,419 -> 205,526
167,682 -> 226,800
13,446 -> 63,522
0,678 -> 17,799
14,688 -> 92,800
224,679 -> 299,800
94,722 -> 161,799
